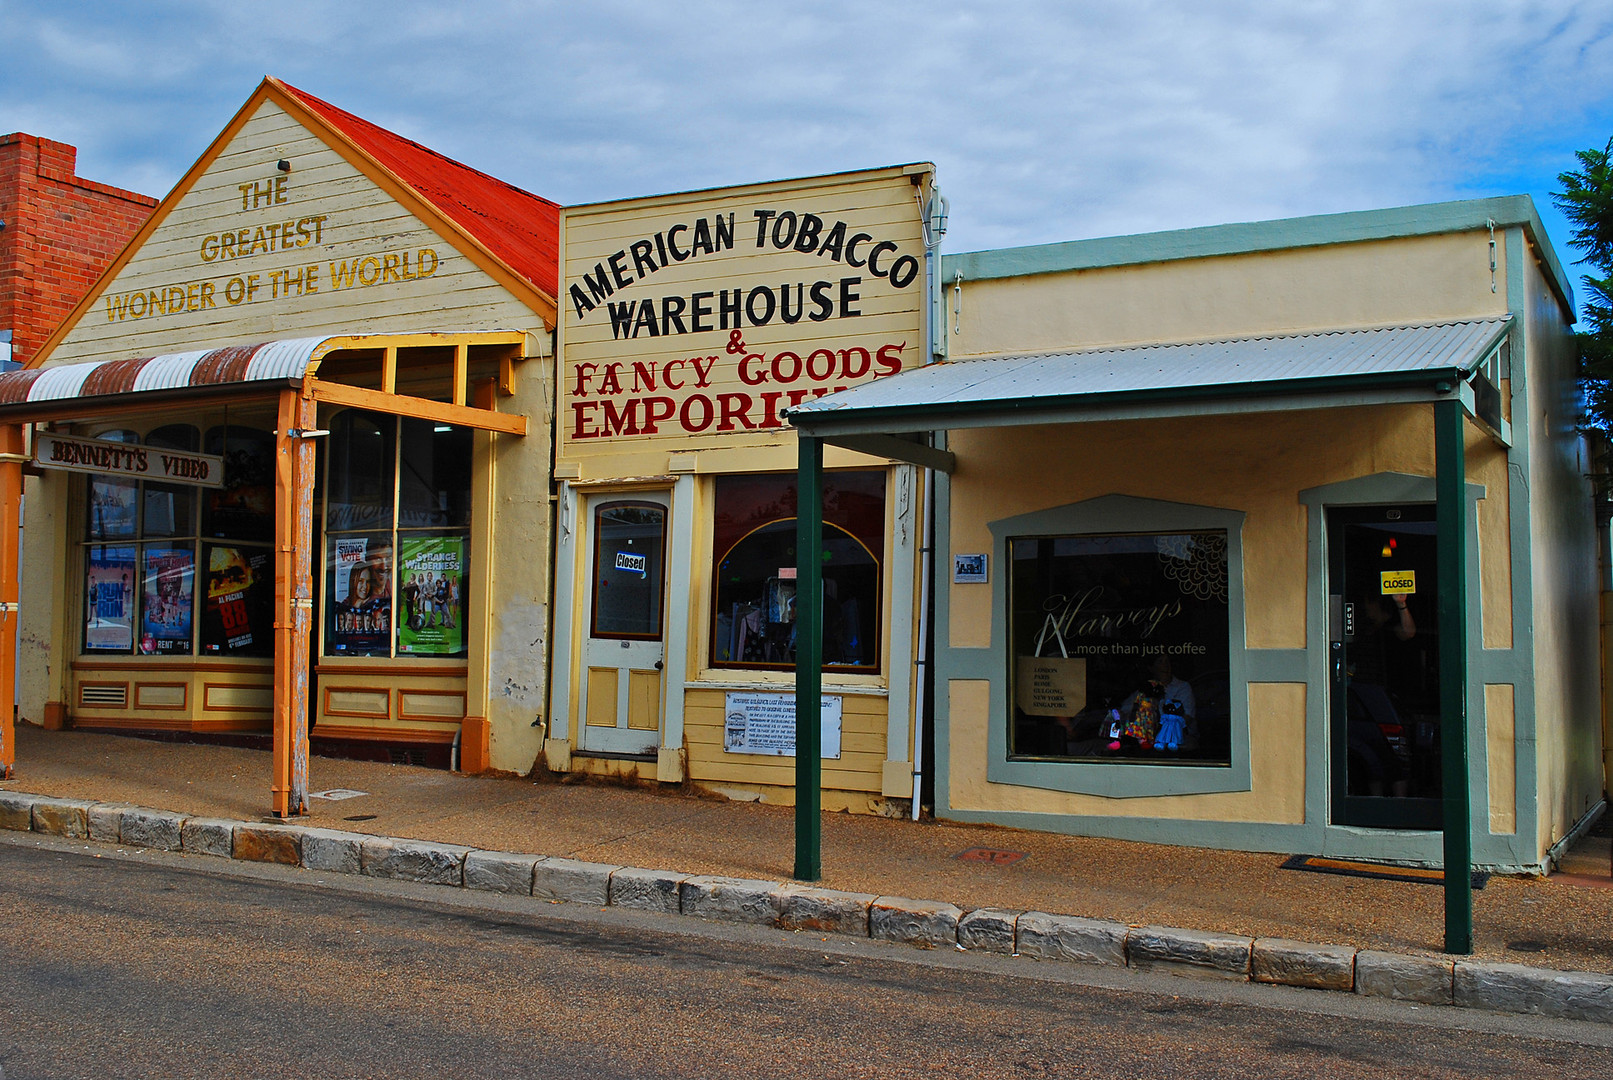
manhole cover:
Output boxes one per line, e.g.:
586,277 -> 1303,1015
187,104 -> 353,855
955,847 -> 1026,865
310,789 -> 369,801
344,814 -> 379,822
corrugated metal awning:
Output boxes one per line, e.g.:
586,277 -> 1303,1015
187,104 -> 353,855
0,332 -> 533,436
787,319 -> 1510,444
0,337 -> 334,407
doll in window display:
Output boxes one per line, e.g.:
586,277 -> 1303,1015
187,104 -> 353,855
1111,654 -> 1196,754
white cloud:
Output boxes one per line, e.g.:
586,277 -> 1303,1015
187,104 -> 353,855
3,0 -> 1611,266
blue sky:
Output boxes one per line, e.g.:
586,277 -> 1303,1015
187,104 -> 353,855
5,0 -> 1613,318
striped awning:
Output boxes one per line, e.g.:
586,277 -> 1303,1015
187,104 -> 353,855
0,337 -> 332,407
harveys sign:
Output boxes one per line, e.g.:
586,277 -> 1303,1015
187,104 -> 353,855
561,165 -> 931,443
33,433 -> 225,488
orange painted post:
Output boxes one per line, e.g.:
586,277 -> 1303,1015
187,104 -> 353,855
0,424 -> 22,779
272,391 -> 316,816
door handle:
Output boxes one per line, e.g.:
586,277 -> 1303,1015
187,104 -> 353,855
654,660 -> 664,670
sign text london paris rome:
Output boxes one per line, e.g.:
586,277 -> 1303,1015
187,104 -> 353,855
567,205 -> 920,440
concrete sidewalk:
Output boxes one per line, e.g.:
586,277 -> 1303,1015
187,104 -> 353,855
4,725 -> 1609,975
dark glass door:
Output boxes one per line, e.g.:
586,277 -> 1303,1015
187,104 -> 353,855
1328,504 -> 1443,829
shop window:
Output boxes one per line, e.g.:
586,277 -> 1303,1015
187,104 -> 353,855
80,423 -> 275,658
203,426 -> 274,542
1008,531 -> 1231,766
325,410 -> 470,660
711,471 -> 884,671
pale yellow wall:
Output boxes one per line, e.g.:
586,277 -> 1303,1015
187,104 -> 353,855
948,406 -> 1440,653
1520,249 -> 1602,856
951,232 -> 1508,360
1486,683 -> 1517,834
558,167 -> 928,481
17,471 -> 71,723
949,679 -> 1306,822
24,97 -> 557,773
44,101 -> 546,366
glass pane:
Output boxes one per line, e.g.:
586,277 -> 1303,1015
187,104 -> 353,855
326,532 -> 394,657
85,430 -> 140,541
143,426 -> 200,538
83,544 -> 136,653
398,419 -> 472,528
88,478 -> 138,540
709,471 -> 885,670
139,546 -> 195,655
325,411 -> 396,533
199,543 -> 273,657
1338,507 -> 1442,806
711,521 -> 879,668
591,503 -> 666,639
397,532 -> 469,657
203,426 -> 275,542
1008,531 -> 1231,765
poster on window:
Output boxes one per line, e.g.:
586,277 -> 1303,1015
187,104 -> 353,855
201,544 -> 272,656
397,535 -> 465,656
140,547 -> 194,655
84,545 -> 136,652
328,534 -> 393,655
88,479 -> 138,539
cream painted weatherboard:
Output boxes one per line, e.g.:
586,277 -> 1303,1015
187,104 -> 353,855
41,99 -> 544,366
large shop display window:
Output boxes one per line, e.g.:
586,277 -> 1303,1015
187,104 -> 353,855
1008,531 -> 1232,765
711,470 -> 885,671
81,424 -> 275,658
324,410 -> 472,660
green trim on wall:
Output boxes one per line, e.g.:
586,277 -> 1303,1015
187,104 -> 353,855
941,195 -> 1573,320
1296,470 -> 1531,870
981,494 -> 1253,799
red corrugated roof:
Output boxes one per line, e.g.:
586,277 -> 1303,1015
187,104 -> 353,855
276,79 -> 559,300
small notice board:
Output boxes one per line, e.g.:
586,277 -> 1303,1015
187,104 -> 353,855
723,692 -> 843,759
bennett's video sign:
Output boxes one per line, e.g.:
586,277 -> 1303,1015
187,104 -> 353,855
561,165 -> 931,445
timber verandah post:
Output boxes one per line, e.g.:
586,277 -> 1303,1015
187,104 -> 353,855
794,433 -> 824,881
272,389 -> 316,817
1436,396 -> 1472,954
0,424 -> 22,779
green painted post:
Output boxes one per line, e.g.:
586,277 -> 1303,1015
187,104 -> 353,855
794,434 -> 823,881
1436,397 -> 1472,954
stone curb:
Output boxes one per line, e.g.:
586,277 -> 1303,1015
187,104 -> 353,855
3,789 -> 1610,1024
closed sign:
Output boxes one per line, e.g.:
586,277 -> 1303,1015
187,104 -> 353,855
1380,570 -> 1416,594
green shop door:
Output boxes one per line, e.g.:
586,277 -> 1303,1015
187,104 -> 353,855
1327,504 -> 1444,830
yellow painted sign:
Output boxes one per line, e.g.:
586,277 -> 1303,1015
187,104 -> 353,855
561,166 -> 931,450
1380,570 -> 1416,595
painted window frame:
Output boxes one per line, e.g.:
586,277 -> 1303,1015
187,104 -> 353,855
986,494 -> 1254,798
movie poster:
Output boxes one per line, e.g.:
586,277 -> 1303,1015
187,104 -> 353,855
201,544 -> 272,657
397,534 -> 466,656
327,533 -> 393,656
204,430 -> 274,541
140,546 -> 194,655
84,545 -> 136,652
87,479 -> 138,539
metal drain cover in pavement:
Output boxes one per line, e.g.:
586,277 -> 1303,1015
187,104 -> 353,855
955,847 -> 1026,865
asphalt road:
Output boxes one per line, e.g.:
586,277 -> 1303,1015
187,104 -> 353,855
1,834 -> 1611,1079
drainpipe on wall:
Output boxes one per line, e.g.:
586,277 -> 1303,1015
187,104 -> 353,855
912,185 -> 948,821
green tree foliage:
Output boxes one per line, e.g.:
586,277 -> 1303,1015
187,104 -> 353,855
1552,139 -> 1613,430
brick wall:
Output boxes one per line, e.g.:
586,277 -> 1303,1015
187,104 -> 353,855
0,133 -> 157,366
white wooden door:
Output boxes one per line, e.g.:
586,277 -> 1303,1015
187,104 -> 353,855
579,495 -> 670,756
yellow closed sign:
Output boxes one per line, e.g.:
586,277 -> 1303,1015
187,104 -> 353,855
1381,570 -> 1416,594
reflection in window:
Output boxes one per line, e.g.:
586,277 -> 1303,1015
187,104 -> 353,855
203,426 -> 274,542
710,471 -> 884,671
591,503 -> 666,639
324,409 -> 471,660
1008,531 -> 1231,766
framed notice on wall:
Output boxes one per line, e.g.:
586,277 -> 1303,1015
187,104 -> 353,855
723,692 -> 843,759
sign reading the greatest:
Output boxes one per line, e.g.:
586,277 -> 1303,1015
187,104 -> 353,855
562,166 -> 931,443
